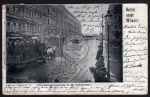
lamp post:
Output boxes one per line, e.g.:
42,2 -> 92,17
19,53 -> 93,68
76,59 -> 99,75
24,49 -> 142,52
104,10 -> 112,79
101,14 -> 104,54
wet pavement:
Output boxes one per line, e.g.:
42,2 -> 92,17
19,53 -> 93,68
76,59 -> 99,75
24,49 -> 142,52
7,39 -> 116,83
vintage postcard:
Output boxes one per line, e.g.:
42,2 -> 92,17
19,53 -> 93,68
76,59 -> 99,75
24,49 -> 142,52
2,4 -> 148,95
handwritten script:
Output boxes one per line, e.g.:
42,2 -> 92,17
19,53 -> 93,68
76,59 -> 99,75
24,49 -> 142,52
2,4 -> 148,95
122,5 -> 148,95
65,4 -> 108,35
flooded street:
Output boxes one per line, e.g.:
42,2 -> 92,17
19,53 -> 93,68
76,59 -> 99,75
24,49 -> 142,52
7,39 -> 101,83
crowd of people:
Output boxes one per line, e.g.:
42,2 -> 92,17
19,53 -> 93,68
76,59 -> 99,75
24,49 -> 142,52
7,38 -> 46,62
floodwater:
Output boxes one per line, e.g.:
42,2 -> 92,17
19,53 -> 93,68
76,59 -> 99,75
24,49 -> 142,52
7,39 -> 112,83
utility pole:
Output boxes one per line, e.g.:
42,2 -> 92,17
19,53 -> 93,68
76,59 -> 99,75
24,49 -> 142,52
101,14 -> 104,54
105,10 -> 112,80
107,25 -> 110,79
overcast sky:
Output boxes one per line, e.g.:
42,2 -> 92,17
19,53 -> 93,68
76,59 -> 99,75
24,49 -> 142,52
65,4 -> 109,36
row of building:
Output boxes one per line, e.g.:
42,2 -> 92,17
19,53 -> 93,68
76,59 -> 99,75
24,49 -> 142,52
6,5 -> 81,40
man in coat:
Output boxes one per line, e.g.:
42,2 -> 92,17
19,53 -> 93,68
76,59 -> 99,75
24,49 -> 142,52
95,56 -> 105,69
41,40 -> 46,56
96,45 -> 102,60
89,66 -> 110,82
14,40 -> 21,56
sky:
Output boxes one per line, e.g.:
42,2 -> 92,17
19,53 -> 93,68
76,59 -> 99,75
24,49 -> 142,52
65,4 -> 109,36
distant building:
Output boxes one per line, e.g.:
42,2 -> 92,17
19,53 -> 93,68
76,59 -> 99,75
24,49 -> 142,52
6,5 -> 81,47
103,4 -> 122,82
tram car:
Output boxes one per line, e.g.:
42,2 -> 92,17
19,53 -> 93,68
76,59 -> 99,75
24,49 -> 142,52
6,36 -> 46,71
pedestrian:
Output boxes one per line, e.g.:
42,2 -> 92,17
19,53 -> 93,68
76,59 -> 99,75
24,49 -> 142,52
96,45 -> 102,60
95,56 -> 105,68
7,42 -> 12,55
89,67 -> 110,82
38,40 -> 42,56
41,40 -> 46,56
20,40 -> 24,61
37,40 -> 41,56
14,40 -> 21,56
35,40 -> 39,57
10,41 -> 15,56
25,40 -> 30,59
28,39 -> 33,59
21,40 -> 26,61
31,39 -> 36,58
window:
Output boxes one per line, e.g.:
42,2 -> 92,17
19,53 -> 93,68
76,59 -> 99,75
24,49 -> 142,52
18,8 -> 20,16
29,10 -> 31,17
18,23 -> 20,31
49,8 -> 52,14
32,12 -> 34,19
16,23 -> 19,31
35,25 -> 37,32
49,17 -> 52,24
6,6 -> 10,13
22,23 -> 24,31
41,26 -> 42,31
13,22 -> 16,31
44,7 -> 46,13
36,25 -> 37,32
10,22 -> 13,30
48,8 -> 50,14
38,26 -> 40,32
33,25 -> 35,32
22,8 -> 26,17
8,6 -> 13,14
35,13 -> 37,19
52,9 -> 54,16
30,24 -> 32,31
31,11 -> 32,18
48,18 -> 50,24
7,22 -> 10,30
19,8 -> 22,16
13,6 -> 15,14
40,15 -> 41,22
24,23 -> 27,31
43,16 -> 45,23
27,10 -> 29,17
15,7 -> 19,15
27,24 -> 29,31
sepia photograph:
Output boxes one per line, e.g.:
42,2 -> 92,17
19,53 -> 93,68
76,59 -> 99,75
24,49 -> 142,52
5,4 -> 123,83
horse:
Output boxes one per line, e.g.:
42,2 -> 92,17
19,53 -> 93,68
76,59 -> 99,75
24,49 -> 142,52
46,46 -> 56,60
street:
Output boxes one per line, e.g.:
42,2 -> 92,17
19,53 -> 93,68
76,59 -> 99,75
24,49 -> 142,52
7,39 -> 109,83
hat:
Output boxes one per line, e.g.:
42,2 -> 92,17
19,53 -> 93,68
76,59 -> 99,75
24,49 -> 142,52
98,45 -> 101,47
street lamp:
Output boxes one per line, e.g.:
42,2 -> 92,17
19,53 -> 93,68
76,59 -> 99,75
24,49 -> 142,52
101,14 -> 104,54
104,10 -> 112,79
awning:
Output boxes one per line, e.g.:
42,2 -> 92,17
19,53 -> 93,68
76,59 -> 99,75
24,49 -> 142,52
8,37 -> 23,41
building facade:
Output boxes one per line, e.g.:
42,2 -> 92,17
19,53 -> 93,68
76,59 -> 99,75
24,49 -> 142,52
103,4 -> 122,82
6,5 -> 81,47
